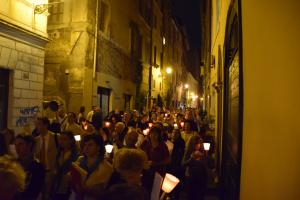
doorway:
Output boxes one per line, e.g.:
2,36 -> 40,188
97,87 -> 111,118
0,69 -> 9,130
221,1 -> 243,199
124,94 -> 131,111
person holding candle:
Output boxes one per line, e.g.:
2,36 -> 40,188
181,120 -> 198,147
182,135 -> 203,165
113,122 -> 128,149
182,135 -> 207,200
77,106 -> 86,123
79,118 -> 96,136
63,112 -> 84,136
51,131 -> 79,200
140,126 -> 170,192
71,134 -> 113,200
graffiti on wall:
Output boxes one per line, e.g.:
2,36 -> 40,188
16,106 -> 40,127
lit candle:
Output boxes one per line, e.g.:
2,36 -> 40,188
203,143 -> 211,151
143,128 -> 150,136
148,123 -> 153,128
84,125 -> 88,130
180,122 -> 184,127
174,123 -> 178,129
105,144 -> 113,153
105,121 -> 110,127
161,173 -> 180,193
74,135 -> 81,141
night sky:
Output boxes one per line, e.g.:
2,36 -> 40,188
173,0 -> 201,50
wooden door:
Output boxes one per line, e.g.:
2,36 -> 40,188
221,1 -> 243,199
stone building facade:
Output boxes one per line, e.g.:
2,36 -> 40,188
0,0 -> 48,133
45,0 -> 200,115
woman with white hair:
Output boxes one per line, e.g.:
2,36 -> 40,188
106,148 -> 148,188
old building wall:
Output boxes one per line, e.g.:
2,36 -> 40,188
0,0 -> 48,132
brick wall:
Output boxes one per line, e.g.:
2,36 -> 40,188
0,35 -> 45,133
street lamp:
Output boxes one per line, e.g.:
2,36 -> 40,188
184,84 -> 189,89
163,37 -> 166,46
166,67 -> 172,74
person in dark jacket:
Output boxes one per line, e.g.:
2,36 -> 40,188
169,128 -> 185,199
50,131 -> 79,200
186,151 -> 208,200
14,134 -> 45,200
0,133 -> 8,156
170,129 -> 185,170
92,107 -> 103,131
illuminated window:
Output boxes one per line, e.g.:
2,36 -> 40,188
130,22 -> 142,59
139,0 -> 151,26
124,94 -> 131,111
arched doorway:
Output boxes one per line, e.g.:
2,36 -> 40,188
221,0 -> 243,199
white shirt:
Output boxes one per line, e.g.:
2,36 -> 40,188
86,111 -> 94,122
36,132 -> 50,169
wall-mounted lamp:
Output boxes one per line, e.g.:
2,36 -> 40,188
163,37 -> 166,45
166,67 -> 172,74
184,84 -> 189,89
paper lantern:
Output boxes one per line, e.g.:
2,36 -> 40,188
74,135 -> 81,141
203,143 -> 211,151
161,173 -> 180,193
105,144 -> 113,153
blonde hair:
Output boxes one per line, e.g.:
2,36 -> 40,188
113,149 -> 148,173
0,155 -> 26,193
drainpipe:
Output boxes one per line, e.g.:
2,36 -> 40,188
93,0 -> 99,79
91,0 -> 99,107
148,0 -> 154,111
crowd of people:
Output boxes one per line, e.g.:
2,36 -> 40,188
0,105 -> 214,200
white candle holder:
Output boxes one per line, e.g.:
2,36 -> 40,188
105,144 -> 113,154
74,135 -> 81,142
203,142 -> 211,151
